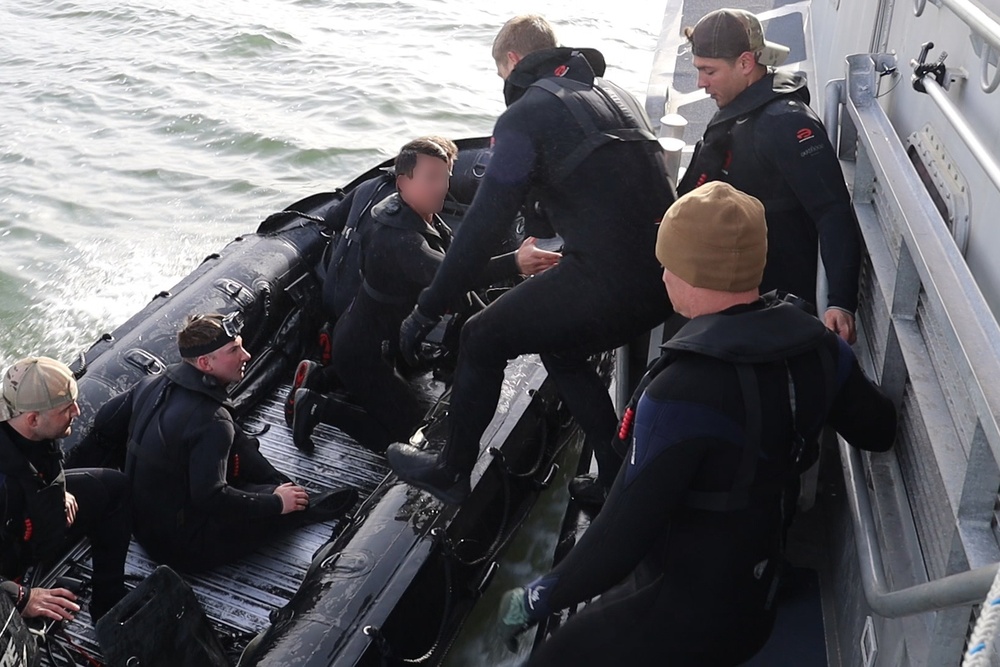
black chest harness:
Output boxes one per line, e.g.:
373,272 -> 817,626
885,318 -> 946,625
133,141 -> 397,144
616,295 -> 837,513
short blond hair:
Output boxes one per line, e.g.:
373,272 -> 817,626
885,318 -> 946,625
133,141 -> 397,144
492,15 -> 557,63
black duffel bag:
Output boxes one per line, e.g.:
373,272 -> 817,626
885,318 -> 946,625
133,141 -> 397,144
96,565 -> 229,667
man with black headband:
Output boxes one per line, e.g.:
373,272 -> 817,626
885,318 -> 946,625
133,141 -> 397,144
82,312 -> 357,572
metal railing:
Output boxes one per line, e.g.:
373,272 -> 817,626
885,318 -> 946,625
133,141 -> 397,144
827,51 -> 1000,662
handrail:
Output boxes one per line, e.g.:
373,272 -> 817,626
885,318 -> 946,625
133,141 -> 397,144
830,52 -> 1000,620
840,437 -> 999,616
914,0 -> 1000,93
912,59 -> 1000,191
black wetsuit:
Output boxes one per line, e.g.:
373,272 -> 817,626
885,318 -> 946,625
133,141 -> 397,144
521,299 -> 897,666
415,47 -> 674,483
678,71 -> 860,313
0,422 -> 130,618
321,172 -> 396,321
85,363 -> 296,572
326,193 -> 518,451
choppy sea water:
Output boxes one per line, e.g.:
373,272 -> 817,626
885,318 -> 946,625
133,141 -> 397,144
0,0 -> 662,369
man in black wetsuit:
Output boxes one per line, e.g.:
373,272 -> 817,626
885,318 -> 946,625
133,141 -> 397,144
497,182 -> 897,666
679,8 -> 861,344
291,137 -> 559,453
83,313 -> 356,572
283,137 -> 460,425
388,15 -> 675,504
0,357 -> 129,623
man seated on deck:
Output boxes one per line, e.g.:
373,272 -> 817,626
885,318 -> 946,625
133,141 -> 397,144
80,313 -> 357,572
387,15 -> 676,506
290,137 -> 561,453
678,8 -> 861,344
0,357 -> 129,623
496,182 -> 897,666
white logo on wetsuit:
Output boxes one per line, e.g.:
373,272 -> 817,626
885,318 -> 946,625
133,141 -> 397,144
527,585 -> 546,611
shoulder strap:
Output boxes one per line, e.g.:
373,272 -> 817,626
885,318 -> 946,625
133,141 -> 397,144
683,364 -> 763,512
327,174 -> 392,276
124,379 -> 172,479
530,77 -> 664,184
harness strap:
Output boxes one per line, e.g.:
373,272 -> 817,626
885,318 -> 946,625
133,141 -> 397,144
327,174 -> 392,277
529,77 -> 663,184
361,278 -> 411,306
683,364 -> 762,512
124,378 -> 172,480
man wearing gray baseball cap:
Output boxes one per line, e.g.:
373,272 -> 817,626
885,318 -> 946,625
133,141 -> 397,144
0,357 -> 130,623
678,8 -> 861,347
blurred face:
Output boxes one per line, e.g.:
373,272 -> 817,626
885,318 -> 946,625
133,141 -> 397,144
397,154 -> 451,220
199,336 -> 251,385
34,400 -> 81,440
693,53 -> 755,108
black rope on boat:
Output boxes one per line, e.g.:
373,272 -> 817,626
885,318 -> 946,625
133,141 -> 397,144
450,459 -> 512,568
364,530 -> 456,665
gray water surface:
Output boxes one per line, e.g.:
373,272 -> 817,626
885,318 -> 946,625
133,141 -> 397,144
1,0 -> 661,369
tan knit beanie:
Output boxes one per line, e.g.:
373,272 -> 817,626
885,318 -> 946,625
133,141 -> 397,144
656,181 -> 767,292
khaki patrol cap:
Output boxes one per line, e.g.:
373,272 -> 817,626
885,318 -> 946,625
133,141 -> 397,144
0,357 -> 78,422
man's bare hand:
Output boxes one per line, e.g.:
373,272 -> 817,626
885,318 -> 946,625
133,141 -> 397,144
23,587 -> 79,622
824,308 -> 857,344
274,482 -> 309,514
515,237 -> 561,276
65,491 -> 78,527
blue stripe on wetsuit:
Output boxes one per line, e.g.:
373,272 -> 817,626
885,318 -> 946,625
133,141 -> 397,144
625,394 -> 747,488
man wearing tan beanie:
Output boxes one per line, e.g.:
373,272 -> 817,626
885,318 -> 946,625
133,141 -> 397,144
497,182 -> 896,665
0,357 -> 130,624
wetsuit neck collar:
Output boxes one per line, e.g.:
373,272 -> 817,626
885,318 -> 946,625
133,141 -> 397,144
503,47 -> 606,107
165,362 -> 230,405
664,294 -> 828,363
707,70 -> 809,127
372,193 -> 448,239
0,421 -> 57,481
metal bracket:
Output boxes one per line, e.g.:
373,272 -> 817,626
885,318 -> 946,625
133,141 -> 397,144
912,42 -> 948,93
861,615 -> 878,667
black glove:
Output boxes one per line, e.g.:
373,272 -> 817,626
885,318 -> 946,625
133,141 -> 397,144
399,306 -> 440,368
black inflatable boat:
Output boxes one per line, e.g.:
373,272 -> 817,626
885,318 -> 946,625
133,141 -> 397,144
12,138 -> 600,666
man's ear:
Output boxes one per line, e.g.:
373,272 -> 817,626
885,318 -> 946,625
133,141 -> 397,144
196,355 -> 213,373
507,51 -> 521,70
25,411 -> 40,429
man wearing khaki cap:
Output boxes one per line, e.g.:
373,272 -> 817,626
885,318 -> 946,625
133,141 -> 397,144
678,8 -> 861,346
497,182 -> 896,665
0,357 -> 130,623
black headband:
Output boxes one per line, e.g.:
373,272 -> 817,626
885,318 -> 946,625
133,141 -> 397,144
178,312 -> 244,358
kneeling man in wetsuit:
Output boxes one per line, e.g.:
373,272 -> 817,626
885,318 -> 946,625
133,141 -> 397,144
497,182 -> 898,666
291,137 -> 560,453
84,313 -> 356,572
0,357 -> 130,623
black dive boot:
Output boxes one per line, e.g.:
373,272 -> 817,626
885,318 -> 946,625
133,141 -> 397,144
284,360 -> 321,426
292,388 -> 323,453
387,436 -> 473,505
301,487 -> 359,523
568,473 -> 608,511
